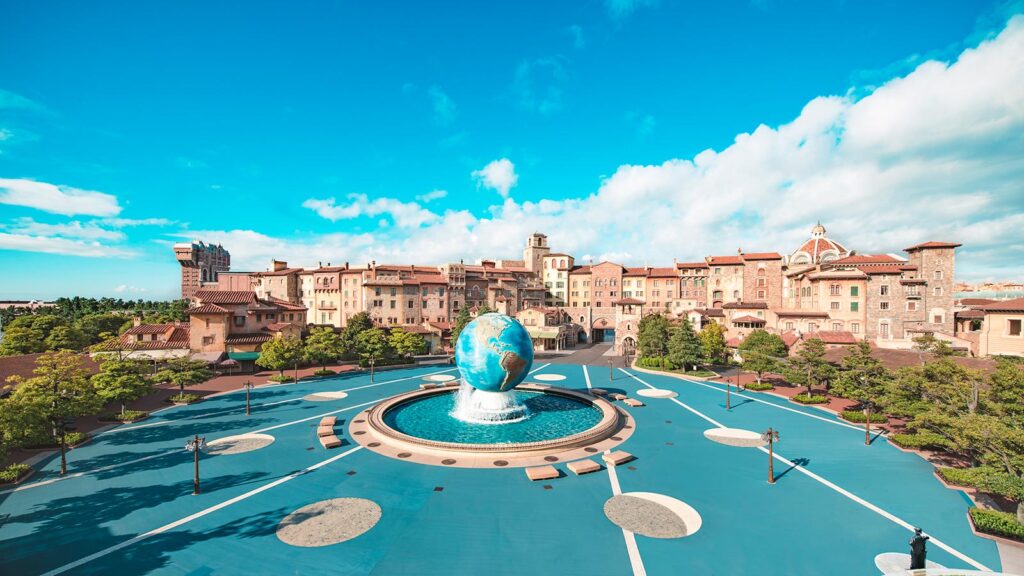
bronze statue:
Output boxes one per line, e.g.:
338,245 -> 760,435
909,527 -> 930,569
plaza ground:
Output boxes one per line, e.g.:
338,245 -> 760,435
0,354 -> 1009,575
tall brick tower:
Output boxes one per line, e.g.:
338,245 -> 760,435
523,233 -> 550,276
174,241 -> 231,299
905,241 -> 960,336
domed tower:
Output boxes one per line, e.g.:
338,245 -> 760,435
788,222 -> 849,266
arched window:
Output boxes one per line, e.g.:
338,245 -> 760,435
201,269 -> 208,282
560,259 -> 566,268
757,268 -> 765,276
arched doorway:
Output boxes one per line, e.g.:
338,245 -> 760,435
622,336 -> 636,356
577,329 -> 587,343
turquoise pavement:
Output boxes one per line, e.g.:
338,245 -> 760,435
0,363 -> 1002,575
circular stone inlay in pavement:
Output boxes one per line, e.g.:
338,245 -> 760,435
534,374 -> 566,382
636,388 -> 678,399
603,492 -> 702,539
277,498 -> 381,547
205,433 -> 275,455
425,374 -> 457,382
874,552 -> 944,574
441,459 -> 457,465
703,428 -> 768,448
493,460 -> 509,467
303,391 -> 350,402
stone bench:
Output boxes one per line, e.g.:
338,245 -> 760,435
590,388 -> 607,396
525,465 -> 559,481
317,426 -> 335,437
319,435 -> 342,449
623,398 -> 645,407
418,383 -> 438,390
567,459 -> 601,476
320,416 -> 337,427
602,451 -> 634,466
609,393 -> 627,401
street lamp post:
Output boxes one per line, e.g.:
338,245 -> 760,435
761,427 -> 780,484
726,376 -> 732,410
185,435 -> 207,495
608,358 -> 614,382
244,381 -> 254,416
864,402 -> 872,446
370,356 -> 376,383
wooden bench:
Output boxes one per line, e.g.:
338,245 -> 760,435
319,435 -> 342,449
623,398 -> 645,407
317,425 -> 335,437
567,459 -> 601,475
320,416 -> 337,427
602,451 -> 634,466
525,465 -> 559,481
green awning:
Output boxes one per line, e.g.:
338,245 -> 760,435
527,327 -> 560,339
228,352 -> 261,361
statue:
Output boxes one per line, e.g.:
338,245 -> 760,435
909,527 -> 929,569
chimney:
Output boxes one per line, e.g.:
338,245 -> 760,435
133,316 -> 142,327
318,261 -> 322,268
345,262 -> 349,269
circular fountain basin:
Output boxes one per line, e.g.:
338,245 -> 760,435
350,384 -> 633,468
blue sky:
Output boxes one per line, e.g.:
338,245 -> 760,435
1,0 -> 1023,299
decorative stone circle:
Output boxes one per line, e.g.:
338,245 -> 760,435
873,552 -> 944,574
441,459 -> 457,465
205,433 -> 275,455
493,460 -> 509,467
534,374 -> 567,382
603,492 -> 702,539
303,391 -> 350,402
703,428 -> 768,448
636,388 -> 678,399
424,374 -> 456,382
276,498 -> 381,547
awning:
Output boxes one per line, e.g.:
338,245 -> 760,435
228,352 -> 261,361
527,327 -> 560,339
190,351 -> 225,364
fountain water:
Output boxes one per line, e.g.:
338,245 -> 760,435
451,383 -> 530,424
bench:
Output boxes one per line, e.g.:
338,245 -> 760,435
418,383 -> 438,390
609,393 -> 627,401
317,425 -> 335,437
623,398 -> 645,407
319,435 -> 342,449
525,465 -> 559,481
602,451 -> 634,466
567,459 -> 601,475
320,416 -> 337,427
590,388 -> 607,396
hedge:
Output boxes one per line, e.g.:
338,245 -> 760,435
166,392 -> 202,404
268,375 -> 295,383
888,432 -> 952,451
358,357 -> 414,368
0,463 -> 31,484
840,410 -> 887,424
745,382 -> 774,391
938,467 -> 988,488
98,410 -> 148,422
312,369 -> 336,376
24,431 -> 90,450
792,394 -> 828,404
970,508 -> 1024,542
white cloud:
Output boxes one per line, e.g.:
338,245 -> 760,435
302,194 -> 438,228
114,284 -> 147,293
428,85 -> 457,125
513,58 -> 566,115
6,217 -> 125,241
472,158 -> 519,198
0,178 -> 121,217
416,189 -> 448,202
100,217 -> 175,227
0,232 -> 136,258
568,25 -> 585,49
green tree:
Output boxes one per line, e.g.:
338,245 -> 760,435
341,312 -> 373,358
476,303 -> 494,316
45,325 -> 90,351
256,335 -> 305,379
92,358 -> 153,415
739,330 -> 786,386
637,313 -> 671,358
834,341 -> 892,444
154,357 -> 213,399
76,313 -> 131,344
667,318 -> 703,371
0,325 -> 46,355
6,351 -> 102,474
389,328 -> 427,358
451,307 -> 473,348
699,322 -> 727,365
784,338 -> 835,396
304,327 -> 343,372
356,328 -> 391,361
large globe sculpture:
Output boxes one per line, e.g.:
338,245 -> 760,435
454,313 -> 535,392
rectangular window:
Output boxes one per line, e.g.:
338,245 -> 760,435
202,335 -> 214,345
1009,319 -> 1022,336
851,323 -> 859,334
933,314 -> 943,324
830,302 -> 840,310
934,286 -> 943,296
757,290 -> 766,299
934,270 -> 943,280
390,300 -> 396,309
907,302 -> 917,311
879,302 -> 889,311
785,321 -> 794,330
880,323 -> 890,337
234,316 -> 245,327
880,285 -> 889,296
832,322 -> 842,331
850,286 -> 859,297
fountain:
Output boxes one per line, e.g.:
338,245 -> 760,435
449,313 -> 534,424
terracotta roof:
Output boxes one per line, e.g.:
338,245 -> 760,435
806,270 -> 868,280
428,321 -> 451,330
263,297 -> 306,311
613,298 -> 645,305
905,241 -> 961,251
123,324 -> 174,335
264,323 -> 292,331
804,331 -> 858,345
899,278 -> 927,284
722,301 -> 768,309
774,310 -> 829,318
107,324 -> 190,350
831,254 -> 903,265
726,337 -> 743,348
194,290 -> 258,305
780,331 -> 800,347
696,308 -> 725,317
224,333 -> 273,345
959,298 -> 998,306
676,261 -> 709,269
823,346 -> 995,372
188,303 -> 230,315
706,255 -> 744,265
794,237 -> 849,263
981,298 -> 1024,312
570,265 -> 592,273
855,266 -> 908,275
955,309 -> 986,319
648,267 -> 679,278
741,252 -> 783,261
396,324 -> 431,334
623,267 -> 649,277
0,353 -> 100,387
731,315 -> 766,324
256,267 -> 304,277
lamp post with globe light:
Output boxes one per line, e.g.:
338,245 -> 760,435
370,356 -> 376,382
761,427 -> 780,484
185,435 -> 207,495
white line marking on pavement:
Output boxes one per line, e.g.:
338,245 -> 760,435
582,365 -> 592,389
40,446 -> 364,576
618,368 -> 992,573
605,448 -> 646,576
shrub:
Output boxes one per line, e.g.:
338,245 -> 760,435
358,357 -> 412,368
0,463 -> 31,484
312,369 -> 335,376
166,392 -> 202,404
888,432 -> 952,451
938,467 -> 987,487
98,410 -> 148,422
970,508 -> 1024,542
24,431 -> 90,449
840,410 -> 887,424
745,382 -> 774,391
792,394 -> 828,404
268,375 -> 295,383
684,369 -> 716,377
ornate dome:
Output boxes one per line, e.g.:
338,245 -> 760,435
789,222 -> 849,266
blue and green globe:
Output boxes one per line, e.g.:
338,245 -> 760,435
454,313 -> 535,392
